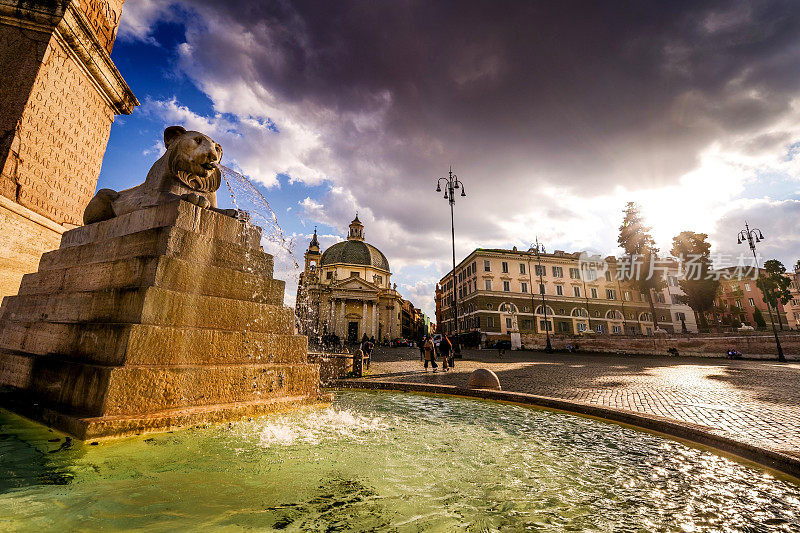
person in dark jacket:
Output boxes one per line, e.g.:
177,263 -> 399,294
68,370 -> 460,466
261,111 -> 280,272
439,335 -> 452,371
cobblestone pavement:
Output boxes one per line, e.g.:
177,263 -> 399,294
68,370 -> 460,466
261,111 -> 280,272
352,347 -> 800,457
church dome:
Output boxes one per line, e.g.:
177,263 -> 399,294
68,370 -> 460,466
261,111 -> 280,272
320,240 -> 389,271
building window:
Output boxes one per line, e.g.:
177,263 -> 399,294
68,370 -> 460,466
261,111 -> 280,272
484,260 -> 491,272
612,325 -> 622,334
553,266 -> 563,278
539,284 -> 545,295
555,285 -> 563,296
583,269 -> 597,281
521,282 -> 528,293
487,304 -> 493,310
576,322 -> 587,332
522,319 -> 532,329
502,261 -> 509,273
376,275 -> 382,285
655,292 -> 666,303
596,324 -> 606,333
539,320 -> 552,331
590,288 -> 598,299
569,268 -> 580,279
573,286 -> 581,297
475,316 -> 480,328
487,316 -> 494,327
351,271 -> 360,278
624,291 -> 631,301
520,263 -> 526,274
505,317 -> 512,329
485,280 -> 492,291
535,265 -> 545,276
606,289 -> 616,300
326,271 -> 333,279
745,283 -> 751,291
748,298 -> 755,307
472,261 -> 477,274
558,322 -> 570,332
503,281 -> 510,292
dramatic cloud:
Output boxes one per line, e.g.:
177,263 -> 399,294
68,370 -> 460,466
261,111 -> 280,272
120,0 -> 800,317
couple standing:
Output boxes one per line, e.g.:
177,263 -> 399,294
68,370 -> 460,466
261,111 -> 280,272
423,335 -> 454,372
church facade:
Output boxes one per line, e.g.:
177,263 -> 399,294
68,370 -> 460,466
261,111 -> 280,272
296,216 -> 404,344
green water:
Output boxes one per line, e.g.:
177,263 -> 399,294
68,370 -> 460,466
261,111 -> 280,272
1,391 -> 798,531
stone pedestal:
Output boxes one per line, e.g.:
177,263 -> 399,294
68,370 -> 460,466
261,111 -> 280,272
510,332 -> 522,350
0,200 -> 327,439
0,0 -> 137,301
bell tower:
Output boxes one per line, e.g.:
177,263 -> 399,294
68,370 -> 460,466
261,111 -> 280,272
304,227 -> 321,275
348,214 -> 364,241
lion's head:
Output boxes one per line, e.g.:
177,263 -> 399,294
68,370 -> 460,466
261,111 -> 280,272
163,125 -> 223,193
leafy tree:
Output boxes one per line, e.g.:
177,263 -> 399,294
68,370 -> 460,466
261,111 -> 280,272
670,231 -> 720,332
758,259 -> 792,330
618,202 -> 665,332
752,307 -> 767,328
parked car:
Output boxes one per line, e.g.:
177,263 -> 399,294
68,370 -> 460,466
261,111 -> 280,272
391,338 -> 413,347
491,340 -> 512,350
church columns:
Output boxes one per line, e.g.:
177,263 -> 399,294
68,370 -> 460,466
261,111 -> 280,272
328,299 -> 334,333
339,299 -> 346,336
371,302 -> 377,338
362,301 -> 367,338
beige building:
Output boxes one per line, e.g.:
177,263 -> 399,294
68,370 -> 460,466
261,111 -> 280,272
437,247 -> 698,345
296,217 -> 404,344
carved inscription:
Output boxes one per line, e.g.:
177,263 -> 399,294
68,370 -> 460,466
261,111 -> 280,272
13,38 -> 115,225
76,0 -> 125,53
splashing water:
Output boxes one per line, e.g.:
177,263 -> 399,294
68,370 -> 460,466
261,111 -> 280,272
252,407 -> 389,447
219,165 -> 299,269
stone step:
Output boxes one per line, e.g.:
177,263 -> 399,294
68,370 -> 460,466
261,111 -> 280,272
0,287 -> 294,333
39,225 -> 274,278
0,321 -> 308,365
0,351 -> 320,416
60,199 -> 262,251
0,391 -> 331,440
17,255 -> 284,305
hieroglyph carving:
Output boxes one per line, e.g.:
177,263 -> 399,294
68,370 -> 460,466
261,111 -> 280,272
13,38 -> 114,226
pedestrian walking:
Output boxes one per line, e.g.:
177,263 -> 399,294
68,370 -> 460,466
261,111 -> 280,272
360,337 -> 372,370
417,337 -> 425,361
423,336 -> 438,371
440,335 -> 453,370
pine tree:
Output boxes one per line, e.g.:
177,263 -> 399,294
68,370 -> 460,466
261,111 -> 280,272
758,259 -> 792,330
618,202 -> 665,333
670,231 -> 719,332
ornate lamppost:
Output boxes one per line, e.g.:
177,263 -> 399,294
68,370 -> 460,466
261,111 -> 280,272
436,167 -> 466,355
528,238 -> 553,352
738,222 -> 785,362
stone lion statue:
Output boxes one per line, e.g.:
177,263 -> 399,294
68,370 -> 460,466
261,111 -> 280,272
84,126 -> 240,224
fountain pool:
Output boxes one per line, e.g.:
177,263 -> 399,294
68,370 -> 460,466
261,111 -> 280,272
1,390 -> 798,531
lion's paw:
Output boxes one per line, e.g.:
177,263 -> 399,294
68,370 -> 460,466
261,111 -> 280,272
182,192 -> 210,208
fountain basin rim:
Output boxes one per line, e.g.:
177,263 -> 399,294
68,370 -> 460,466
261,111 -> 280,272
331,380 -> 800,483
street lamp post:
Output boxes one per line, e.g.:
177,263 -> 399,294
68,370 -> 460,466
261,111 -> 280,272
738,222 -> 785,362
529,238 -> 553,352
436,167 -> 466,356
